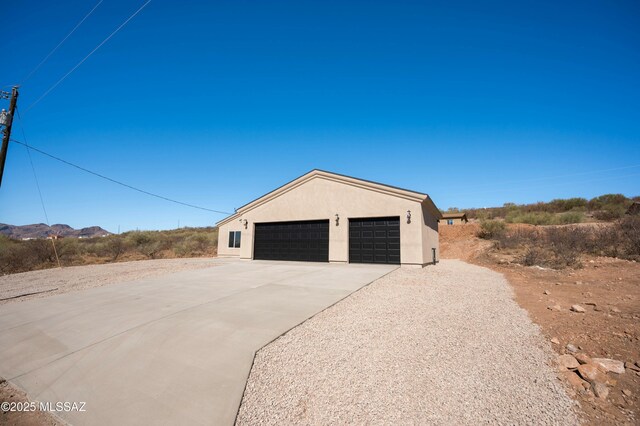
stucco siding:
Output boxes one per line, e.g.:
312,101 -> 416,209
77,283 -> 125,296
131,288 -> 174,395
420,202 -> 440,264
217,173 -> 440,266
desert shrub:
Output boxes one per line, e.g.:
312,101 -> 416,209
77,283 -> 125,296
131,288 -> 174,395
505,211 -> 555,225
0,238 -> 56,273
588,194 -> 628,210
477,220 -> 506,239
174,234 -> 206,256
545,227 -> 585,268
104,236 -> 129,260
57,239 -> 82,263
518,247 -> 549,266
554,212 -> 584,224
84,239 -> 112,258
591,225 -> 621,258
618,216 -> 640,259
547,197 -> 588,212
126,231 -> 153,248
496,227 -> 540,249
546,227 -> 588,252
27,239 -> 57,265
593,204 -> 626,221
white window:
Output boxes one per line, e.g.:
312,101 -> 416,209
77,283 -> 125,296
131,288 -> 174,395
228,231 -> 241,248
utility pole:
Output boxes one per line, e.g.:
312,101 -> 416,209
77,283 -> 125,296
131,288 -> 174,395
0,86 -> 19,188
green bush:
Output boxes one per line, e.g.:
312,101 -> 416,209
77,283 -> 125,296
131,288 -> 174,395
593,204 -> 626,221
554,212 -> 584,224
477,220 -> 506,239
505,211 -> 554,225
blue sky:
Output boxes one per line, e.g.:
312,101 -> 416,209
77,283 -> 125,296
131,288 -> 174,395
1,0 -> 639,232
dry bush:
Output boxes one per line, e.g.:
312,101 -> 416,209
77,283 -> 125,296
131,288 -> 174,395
0,227 -> 219,275
518,247 -> 550,266
57,239 -> 82,264
491,218 -> 640,269
618,216 -> 640,260
496,227 -> 540,249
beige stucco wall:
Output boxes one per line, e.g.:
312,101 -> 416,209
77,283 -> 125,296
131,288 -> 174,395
421,203 -> 440,264
217,176 -> 439,266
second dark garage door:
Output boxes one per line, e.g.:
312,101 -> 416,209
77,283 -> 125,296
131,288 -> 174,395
254,220 -> 329,262
349,217 -> 401,264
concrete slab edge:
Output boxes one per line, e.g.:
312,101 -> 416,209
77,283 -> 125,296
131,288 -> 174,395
232,266 -> 400,425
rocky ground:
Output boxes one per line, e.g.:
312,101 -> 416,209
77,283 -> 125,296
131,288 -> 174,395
441,223 -> 640,425
237,260 -> 578,425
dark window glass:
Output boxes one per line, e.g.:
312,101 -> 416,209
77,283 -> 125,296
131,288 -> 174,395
228,231 -> 235,248
234,231 -> 241,248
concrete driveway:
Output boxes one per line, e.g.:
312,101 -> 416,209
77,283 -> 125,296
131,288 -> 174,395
0,260 -> 395,425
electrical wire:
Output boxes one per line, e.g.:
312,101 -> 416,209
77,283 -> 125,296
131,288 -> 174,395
24,0 -> 151,113
9,138 -> 232,215
21,0 -> 104,85
15,109 -> 62,267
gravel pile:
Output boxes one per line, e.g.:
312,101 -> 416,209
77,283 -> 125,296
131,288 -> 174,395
237,259 -> 579,425
0,258 -> 220,304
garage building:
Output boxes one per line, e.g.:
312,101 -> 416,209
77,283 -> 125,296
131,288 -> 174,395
216,170 -> 441,266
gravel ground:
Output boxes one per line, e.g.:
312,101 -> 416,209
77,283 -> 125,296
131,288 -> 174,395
0,258 -> 221,304
237,259 -> 580,425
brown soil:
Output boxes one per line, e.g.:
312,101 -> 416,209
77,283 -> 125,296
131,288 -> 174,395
0,379 -> 62,426
440,224 -> 640,425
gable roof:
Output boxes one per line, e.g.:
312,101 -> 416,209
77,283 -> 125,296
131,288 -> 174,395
441,212 -> 467,219
216,169 -> 441,226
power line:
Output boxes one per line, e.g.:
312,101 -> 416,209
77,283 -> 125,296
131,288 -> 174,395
15,111 -> 50,225
25,0 -> 151,113
21,0 -> 104,85
15,109 -> 61,267
9,137 -> 232,215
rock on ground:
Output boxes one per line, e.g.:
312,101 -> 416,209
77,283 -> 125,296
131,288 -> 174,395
237,260 -> 579,425
558,354 -> 580,370
591,358 -> 625,374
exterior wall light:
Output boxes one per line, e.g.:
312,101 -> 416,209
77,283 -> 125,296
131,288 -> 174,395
335,213 -> 340,226
242,219 -> 248,229
406,210 -> 412,224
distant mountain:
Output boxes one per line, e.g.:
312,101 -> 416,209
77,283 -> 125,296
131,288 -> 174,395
0,223 -> 111,240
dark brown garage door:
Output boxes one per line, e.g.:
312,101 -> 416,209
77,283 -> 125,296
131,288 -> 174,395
349,217 -> 400,264
254,220 -> 329,262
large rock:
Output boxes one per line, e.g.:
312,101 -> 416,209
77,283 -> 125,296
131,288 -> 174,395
625,361 -> 640,372
566,343 -> 579,353
592,382 -> 609,400
577,364 -> 608,384
558,354 -> 580,370
559,371 -> 590,392
570,305 -> 585,313
592,358 -> 625,374
575,353 -> 592,365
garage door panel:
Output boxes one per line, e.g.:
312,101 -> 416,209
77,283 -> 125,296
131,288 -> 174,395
254,220 -> 329,262
349,217 -> 401,265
